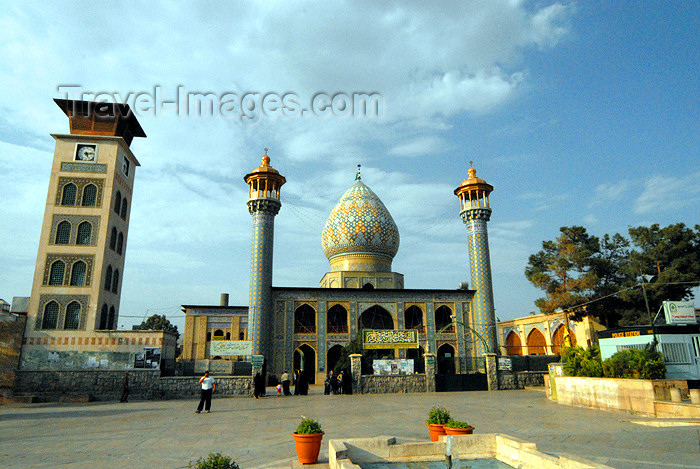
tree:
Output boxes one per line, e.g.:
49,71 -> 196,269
138,314 -> 180,340
526,224 -> 700,328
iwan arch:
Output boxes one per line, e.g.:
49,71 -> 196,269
183,154 -> 500,383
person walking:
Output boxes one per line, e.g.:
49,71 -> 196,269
120,371 -> 129,403
336,370 -> 345,395
195,371 -> 216,413
281,370 -> 292,396
253,372 -> 264,399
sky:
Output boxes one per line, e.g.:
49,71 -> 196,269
0,1 -> 698,335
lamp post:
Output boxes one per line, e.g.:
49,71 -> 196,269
640,274 -> 656,325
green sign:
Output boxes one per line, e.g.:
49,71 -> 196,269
362,329 -> 419,349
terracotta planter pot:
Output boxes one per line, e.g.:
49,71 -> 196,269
444,426 -> 474,435
428,423 -> 446,442
293,432 -> 324,464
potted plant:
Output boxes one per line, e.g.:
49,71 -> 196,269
444,418 -> 474,435
293,416 -> 324,464
426,406 -> 450,441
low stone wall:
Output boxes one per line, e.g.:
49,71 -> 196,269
497,371 -> 547,390
13,370 -> 252,401
553,376 -> 657,415
360,374 -> 428,393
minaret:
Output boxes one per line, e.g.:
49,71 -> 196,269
244,150 -> 286,358
454,163 -> 497,356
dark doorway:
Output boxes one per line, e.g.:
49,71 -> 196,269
406,346 -> 425,373
293,344 -> 316,384
327,344 -> 343,372
437,343 -> 456,374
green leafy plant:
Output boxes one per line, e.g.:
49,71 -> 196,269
562,345 -> 603,377
426,406 -> 451,425
188,452 -> 239,469
445,418 -> 471,429
295,416 -> 323,434
602,342 -> 665,379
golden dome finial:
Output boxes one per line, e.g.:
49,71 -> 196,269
468,161 -> 477,178
262,148 -> 270,166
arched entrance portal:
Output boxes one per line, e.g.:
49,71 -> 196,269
506,331 -> 522,356
551,325 -> 577,354
327,344 -> 343,373
527,328 -> 547,355
359,305 -> 395,369
293,344 -> 316,384
437,343 -> 456,374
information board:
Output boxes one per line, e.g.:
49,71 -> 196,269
362,329 -> 419,349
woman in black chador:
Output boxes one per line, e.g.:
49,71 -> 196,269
253,372 -> 264,399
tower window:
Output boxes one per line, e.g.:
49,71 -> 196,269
64,302 -> 81,329
435,305 -> 454,333
104,265 -> 113,291
76,222 -> 92,245
114,191 -> 122,214
55,221 -> 71,244
121,198 -> 128,219
69,261 -> 87,286
108,306 -> 115,329
112,269 -> 119,293
42,301 -> 59,329
49,260 -> 65,285
110,227 -> 117,250
116,232 -> 124,255
294,304 -> 316,333
61,183 -> 77,206
82,184 -> 97,207
99,304 -> 108,329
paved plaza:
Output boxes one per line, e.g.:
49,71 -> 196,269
1,387 -> 699,468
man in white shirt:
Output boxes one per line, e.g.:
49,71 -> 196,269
195,371 -> 216,413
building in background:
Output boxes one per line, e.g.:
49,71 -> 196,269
498,311 -> 605,356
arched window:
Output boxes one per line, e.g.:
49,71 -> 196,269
213,329 -> 224,338
99,304 -> 108,329
226,332 -> 231,340
114,191 -> 122,214
116,232 -> 124,254
552,325 -> 577,355
42,301 -> 59,329
61,183 -> 77,205
104,265 -> 112,291
49,260 -> 65,285
435,306 -> 454,333
404,305 -> 423,331
359,305 -> 394,330
109,227 -> 117,250
69,261 -> 86,286
112,269 -> 119,293
108,306 -> 115,329
55,221 -> 71,244
206,332 -> 212,341
527,329 -> 547,355
121,198 -> 128,219
82,184 -> 97,206
76,222 -> 92,245
294,304 -> 316,333
327,304 -> 348,333
506,332 -> 522,356
64,302 -> 81,329
362,283 -> 374,291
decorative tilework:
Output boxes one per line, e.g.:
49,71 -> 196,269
55,177 -> 105,207
321,181 -> 400,267
61,162 -> 107,173
49,215 -> 100,245
35,294 -> 89,330
42,254 -> 95,286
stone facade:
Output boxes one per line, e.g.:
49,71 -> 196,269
14,370 -> 252,401
359,374 -> 430,394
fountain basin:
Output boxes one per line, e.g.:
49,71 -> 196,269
328,434 -> 611,469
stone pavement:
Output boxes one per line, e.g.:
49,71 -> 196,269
1,386 -> 699,469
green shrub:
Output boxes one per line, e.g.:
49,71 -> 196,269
426,406 -> 451,425
188,452 -> 239,469
562,345 -> 602,377
296,416 -> 323,434
445,418 -> 471,429
602,343 -> 665,379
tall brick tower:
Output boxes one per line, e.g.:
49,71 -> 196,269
454,163 -> 498,356
21,99 -> 146,369
244,151 -> 285,359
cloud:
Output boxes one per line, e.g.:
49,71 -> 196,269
388,137 -> 446,158
634,172 -> 700,215
589,181 -> 631,207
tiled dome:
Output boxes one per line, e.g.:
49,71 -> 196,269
321,180 -> 400,272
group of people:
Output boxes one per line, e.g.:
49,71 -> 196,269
253,368 -> 310,398
324,369 -> 346,395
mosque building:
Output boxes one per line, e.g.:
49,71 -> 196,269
182,152 -> 499,383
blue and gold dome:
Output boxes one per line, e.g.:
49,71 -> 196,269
321,178 -> 400,272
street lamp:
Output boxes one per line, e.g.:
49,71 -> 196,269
639,274 -> 656,325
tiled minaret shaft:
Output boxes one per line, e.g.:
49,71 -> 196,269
244,151 -> 285,358
454,165 -> 498,356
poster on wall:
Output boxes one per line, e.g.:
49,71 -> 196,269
134,348 -> 161,369
663,301 -> 697,325
372,359 -> 415,375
